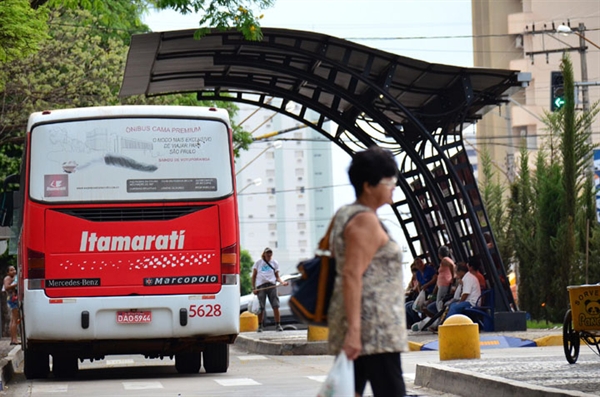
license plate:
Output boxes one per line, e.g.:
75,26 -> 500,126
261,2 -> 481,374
116,311 -> 152,324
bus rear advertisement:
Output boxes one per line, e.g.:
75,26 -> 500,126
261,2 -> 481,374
0,106 -> 241,379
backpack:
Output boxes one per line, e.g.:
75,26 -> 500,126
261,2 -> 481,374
289,218 -> 336,327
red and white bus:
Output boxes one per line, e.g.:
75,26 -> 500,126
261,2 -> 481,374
0,106 -> 240,379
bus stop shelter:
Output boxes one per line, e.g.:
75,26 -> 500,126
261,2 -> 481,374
120,28 -> 526,326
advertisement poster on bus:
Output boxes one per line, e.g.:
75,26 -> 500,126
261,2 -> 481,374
29,117 -> 233,202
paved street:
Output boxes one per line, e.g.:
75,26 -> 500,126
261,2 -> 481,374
0,344 -> 454,397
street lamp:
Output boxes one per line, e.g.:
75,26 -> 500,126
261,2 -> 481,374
235,141 -> 282,176
238,178 -> 262,194
556,24 -> 600,50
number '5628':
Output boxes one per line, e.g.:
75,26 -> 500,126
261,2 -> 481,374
189,304 -> 222,317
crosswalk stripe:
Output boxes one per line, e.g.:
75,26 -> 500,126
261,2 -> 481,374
214,378 -> 261,386
122,381 -> 164,390
31,384 -> 69,393
307,375 -> 327,383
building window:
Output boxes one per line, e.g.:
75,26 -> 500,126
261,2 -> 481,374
295,150 -> 304,159
266,151 -> 275,160
297,204 -> 306,212
269,223 -> 277,231
266,169 -> 275,177
297,222 -> 306,230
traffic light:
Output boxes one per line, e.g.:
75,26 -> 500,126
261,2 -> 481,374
550,71 -> 565,111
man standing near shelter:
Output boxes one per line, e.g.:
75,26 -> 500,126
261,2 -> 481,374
444,263 -> 481,319
252,247 -> 288,332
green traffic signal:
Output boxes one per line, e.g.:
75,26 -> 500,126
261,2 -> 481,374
550,71 -> 565,112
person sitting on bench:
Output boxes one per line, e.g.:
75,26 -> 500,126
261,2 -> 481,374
444,263 -> 481,320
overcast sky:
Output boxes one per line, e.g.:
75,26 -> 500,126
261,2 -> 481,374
142,0 -> 474,67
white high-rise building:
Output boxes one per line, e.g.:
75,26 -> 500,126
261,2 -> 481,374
234,103 -> 335,275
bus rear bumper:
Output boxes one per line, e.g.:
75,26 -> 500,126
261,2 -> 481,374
26,334 -> 238,359
22,289 -> 240,352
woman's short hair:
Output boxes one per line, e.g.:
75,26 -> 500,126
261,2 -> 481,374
348,146 -> 398,197
438,245 -> 450,258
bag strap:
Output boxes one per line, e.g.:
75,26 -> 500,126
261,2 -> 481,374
318,216 -> 336,252
264,260 -> 276,273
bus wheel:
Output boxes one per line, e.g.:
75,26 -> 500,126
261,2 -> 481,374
175,352 -> 201,374
24,349 -> 50,379
52,354 -> 78,379
203,343 -> 229,373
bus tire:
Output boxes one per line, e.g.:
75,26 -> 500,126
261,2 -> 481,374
24,349 -> 49,379
175,352 -> 201,374
52,354 -> 78,379
203,343 -> 229,373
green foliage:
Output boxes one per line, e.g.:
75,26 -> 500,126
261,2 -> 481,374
478,148 -> 511,273
49,1 -> 152,45
0,7 -> 250,170
500,54 -> 600,323
0,0 -> 49,84
0,9 -> 131,150
154,0 -> 274,40
526,319 -> 560,329
511,147 -> 538,318
240,248 -> 254,295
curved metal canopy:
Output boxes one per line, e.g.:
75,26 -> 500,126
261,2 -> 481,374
120,27 -> 522,313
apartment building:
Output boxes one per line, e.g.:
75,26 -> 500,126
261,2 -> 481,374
472,0 -> 600,181
234,104 -> 335,275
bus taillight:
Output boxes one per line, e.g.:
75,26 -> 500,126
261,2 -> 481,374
221,244 -> 238,285
27,249 -> 45,289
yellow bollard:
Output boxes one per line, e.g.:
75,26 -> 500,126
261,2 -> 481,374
239,311 -> 259,332
307,325 -> 329,341
438,314 -> 480,360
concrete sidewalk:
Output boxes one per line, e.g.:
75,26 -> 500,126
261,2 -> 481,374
234,327 -> 564,356
0,338 -> 23,391
235,327 -> 600,396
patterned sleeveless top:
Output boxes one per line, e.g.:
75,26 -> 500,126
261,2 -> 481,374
327,203 -> 407,356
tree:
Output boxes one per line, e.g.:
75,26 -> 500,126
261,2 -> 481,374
478,148 -> 512,274
0,0 -> 49,89
501,54 -> 600,322
0,6 -> 252,181
240,248 -> 254,295
152,0 -> 274,40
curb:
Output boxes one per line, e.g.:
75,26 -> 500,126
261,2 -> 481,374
0,346 -> 23,390
235,334 -> 329,356
414,362 -> 591,397
408,341 -> 423,351
534,335 -> 563,347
